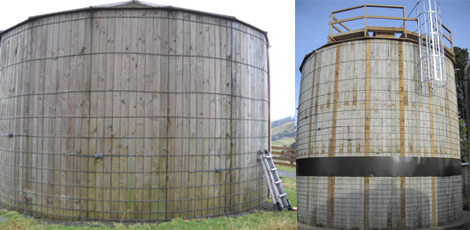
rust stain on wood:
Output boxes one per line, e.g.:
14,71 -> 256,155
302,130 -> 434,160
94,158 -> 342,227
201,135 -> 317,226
329,43 -> 341,157
327,91 -> 331,109
399,42 -> 405,157
352,84 -> 357,105
364,177 -> 370,229
327,176 -> 335,227
429,89 -> 435,157
431,177 -> 436,226
364,40 -> 370,156
400,177 -> 406,226
308,54 -> 318,157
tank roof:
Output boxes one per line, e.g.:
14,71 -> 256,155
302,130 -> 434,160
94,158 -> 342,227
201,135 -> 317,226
0,0 -> 266,38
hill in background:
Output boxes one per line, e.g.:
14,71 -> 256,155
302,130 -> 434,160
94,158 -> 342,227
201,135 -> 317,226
272,116 -> 294,129
271,116 -> 295,148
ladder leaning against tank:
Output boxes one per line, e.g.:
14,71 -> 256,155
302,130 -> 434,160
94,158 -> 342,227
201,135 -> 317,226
259,149 -> 294,211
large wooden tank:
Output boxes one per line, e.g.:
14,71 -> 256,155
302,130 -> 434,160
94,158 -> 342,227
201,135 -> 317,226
0,1 -> 269,221
297,38 -> 462,229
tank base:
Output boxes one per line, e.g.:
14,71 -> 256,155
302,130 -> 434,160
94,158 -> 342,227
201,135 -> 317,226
298,211 -> 470,230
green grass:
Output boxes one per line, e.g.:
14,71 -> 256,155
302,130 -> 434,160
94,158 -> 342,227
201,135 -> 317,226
272,137 -> 295,148
0,178 -> 298,230
155,211 -> 296,230
277,165 -> 296,173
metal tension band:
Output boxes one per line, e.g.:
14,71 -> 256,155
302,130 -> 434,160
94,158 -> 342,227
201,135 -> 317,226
296,157 -> 461,177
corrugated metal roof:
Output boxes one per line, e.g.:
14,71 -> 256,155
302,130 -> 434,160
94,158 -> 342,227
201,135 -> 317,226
0,0 -> 266,37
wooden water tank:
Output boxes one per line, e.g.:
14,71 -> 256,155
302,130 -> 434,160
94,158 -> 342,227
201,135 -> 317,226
0,1 -> 269,221
297,38 -> 462,229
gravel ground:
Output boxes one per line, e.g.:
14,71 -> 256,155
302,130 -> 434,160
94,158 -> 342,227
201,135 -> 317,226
278,170 -> 296,178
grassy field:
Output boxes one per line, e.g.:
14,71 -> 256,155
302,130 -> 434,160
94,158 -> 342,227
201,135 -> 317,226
277,165 -> 296,173
0,177 -> 297,230
271,137 -> 295,148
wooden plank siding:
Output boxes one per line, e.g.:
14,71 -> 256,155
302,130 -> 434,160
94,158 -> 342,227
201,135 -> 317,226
0,6 -> 268,221
297,39 -> 461,229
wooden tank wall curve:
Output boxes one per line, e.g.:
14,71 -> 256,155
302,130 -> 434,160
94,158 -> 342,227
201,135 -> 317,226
0,8 -> 269,221
296,39 -> 462,229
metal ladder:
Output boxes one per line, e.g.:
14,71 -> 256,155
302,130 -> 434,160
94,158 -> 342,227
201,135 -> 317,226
259,149 -> 291,211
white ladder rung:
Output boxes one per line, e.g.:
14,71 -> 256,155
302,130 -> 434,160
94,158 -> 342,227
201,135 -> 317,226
264,155 -> 272,159
274,180 -> 282,184
270,168 -> 277,171
278,193 -> 287,198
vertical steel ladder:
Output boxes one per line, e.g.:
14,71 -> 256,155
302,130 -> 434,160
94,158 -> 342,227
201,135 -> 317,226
259,149 -> 291,211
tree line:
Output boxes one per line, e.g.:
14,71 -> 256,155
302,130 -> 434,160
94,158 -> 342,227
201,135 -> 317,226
454,46 -> 469,162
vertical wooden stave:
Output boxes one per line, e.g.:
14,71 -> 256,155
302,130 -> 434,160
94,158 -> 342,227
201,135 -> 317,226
118,9 -> 130,220
159,9 -> 170,220
181,11 -> 191,218
61,12 -> 73,220
142,9 -> 154,221
150,9 -> 164,221
166,9 -> 177,219
134,9 -> 146,221
44,15 -> 56,219
102,10 -> 116,221
187,12 -> 198,218
110,10 -> 123,220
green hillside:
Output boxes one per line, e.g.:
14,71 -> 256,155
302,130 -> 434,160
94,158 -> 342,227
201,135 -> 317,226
271,119 -> 295,148
272,121 -> 295,136
272,116 -> 294,128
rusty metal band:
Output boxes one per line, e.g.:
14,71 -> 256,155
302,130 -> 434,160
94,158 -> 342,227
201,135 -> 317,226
296,157 -> 461,177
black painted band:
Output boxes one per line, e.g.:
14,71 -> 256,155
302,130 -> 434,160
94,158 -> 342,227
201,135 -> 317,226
296,157 -> 462,177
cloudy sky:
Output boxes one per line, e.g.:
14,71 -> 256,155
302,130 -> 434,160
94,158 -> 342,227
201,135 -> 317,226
0,0 -> 296,121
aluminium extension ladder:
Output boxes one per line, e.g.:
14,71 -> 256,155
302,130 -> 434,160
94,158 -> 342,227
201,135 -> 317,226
259,149 -> 292,211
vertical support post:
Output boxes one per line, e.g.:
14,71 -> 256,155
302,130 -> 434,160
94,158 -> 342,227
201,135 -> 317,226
364,5 -> 367,36
449,30 -> 453,50
403,6 -> 407,38
329,13 -> 333,42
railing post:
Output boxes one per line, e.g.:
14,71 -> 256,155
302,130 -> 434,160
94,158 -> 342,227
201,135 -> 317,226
403,6 -> 407,38
449,30 -> 453,50
329,13 -> 333,42
364,5 -> 367,36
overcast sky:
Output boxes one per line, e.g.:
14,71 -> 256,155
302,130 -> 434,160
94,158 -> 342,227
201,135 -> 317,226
296,0 -> 470,119
0,0 -> 296,121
